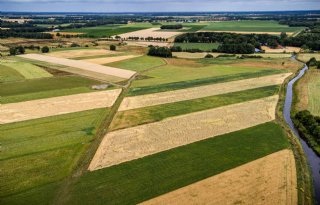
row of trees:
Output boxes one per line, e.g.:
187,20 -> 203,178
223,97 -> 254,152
9,46 -> 49,55
307,57 -> 320,69
148,46 -> 172,58
160,24 -> 183,29
293,110 -> 320,154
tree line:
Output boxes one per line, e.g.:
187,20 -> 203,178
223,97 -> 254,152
160,24 -> 183,29
147,46 -> 172,58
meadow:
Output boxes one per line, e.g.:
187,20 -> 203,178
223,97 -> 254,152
200,20 -> 304,33
0,108 -> 109,204
64,122 -> 289,205
307,70 -> 320,116
173,42 -> 220,51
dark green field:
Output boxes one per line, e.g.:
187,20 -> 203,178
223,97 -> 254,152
111,85 -> 280,130
63,122 -> 289,205
174,42 -> 220,51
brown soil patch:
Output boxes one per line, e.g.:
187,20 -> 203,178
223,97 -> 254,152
119,73 -> 291,111
83,55 -> 141,64
21,54 -> 136,79
89,96 -> 278,170
47,49 -> 119,59
0,89 -> 121,124
261,46 -> 301,53
141,149 -> 297,205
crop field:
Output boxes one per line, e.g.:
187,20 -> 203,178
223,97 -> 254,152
116,28 -> 182,39
0,108 -> 109,204
91,96 -> 278,169
83,55 -> 142,65
297,53 -> 320,62
64,122 -> 290,205
261,46 -> 301,53
0,60 -> 52,79
119,73 -> 290,111
107,55 -> 166,72
21,54 -> 136,80
173,42 -> 220,51
47,49 -> 119,59
63,23 -> 155,38
0,75 -> 103,104
0,63 -> 25,83
142,149 -> 296,205
307,70 -> 320,116
0,89 -> 121,124
199,20 -> 304,34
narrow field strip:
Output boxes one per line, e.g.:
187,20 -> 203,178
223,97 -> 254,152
83,55 -> 142,65
47,49 -> 118,59
141,149 -> 297,205
0,89 -> 121,124
116,28 -> 182,39
1,61 -> 52,79
20,54 -> 136,79
119,73 -> 290,111
65,122 -> 289,205
90,95 -> 278,170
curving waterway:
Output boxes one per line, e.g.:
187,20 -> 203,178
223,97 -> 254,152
283,61 -> 320,204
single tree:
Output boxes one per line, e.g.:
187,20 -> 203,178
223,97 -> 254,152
110,45 -> 116,51
41,46 -> 50,53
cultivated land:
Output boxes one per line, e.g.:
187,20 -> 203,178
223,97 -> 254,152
65,122 -> 290,205
261,46 -> 301,53
83,54 -> 142,64
308,70 -> 320,115
116,28 -> 182,39
0,109 -> 109,204
297,53 -> 320,62
141,149 -> 297,205
173,42 -> 220,51
47,49 -> 119,59
199,20 -> 304,34
0,89 -> 121,124
90,96 -> 278,169
119,73 -> 291,111
173,52 -> 293,59
20,54 -> 136,80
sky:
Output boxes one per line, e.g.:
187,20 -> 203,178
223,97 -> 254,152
0,0 -> 320,12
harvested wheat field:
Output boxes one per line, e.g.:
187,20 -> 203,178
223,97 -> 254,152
199,30 -> 294,36
119,73 -> 291,111
0,89 -> 121,124
83,55 -> 142,64
90,96 -> 278,170
116,28 -> 182,39
261,46 -> 301,53
140,149 -> 297,205
47,49 -> 119,59
21,54 -> 136,79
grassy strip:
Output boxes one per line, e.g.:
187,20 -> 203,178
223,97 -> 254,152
0,108 -> 109,201
66,122 -> 289,205
0,64 -> 25,83
0,76 -> 102,103
70,53 -> 126,60
1,61 -> 52,79
111,85 -> 279,130
128,69 -> 284,96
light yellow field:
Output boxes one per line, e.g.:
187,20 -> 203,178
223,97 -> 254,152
83,55 -> 141,64
47,49 -> 119,58
20,54 -> 136,79
141,149 -> 297,205
297,53 -> 320,62
89,96 -> 278,170
261,46 -> 301,53
0,89 -> 121,124
199,30 -> 294,36
125,41 -> 171,47
119,73 -> 291,111
116,28 -> 182,39
308,70 -> 320,116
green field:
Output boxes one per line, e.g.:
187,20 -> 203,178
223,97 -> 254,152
0,61 -> 52,79
308,71 -> 320,116
63,23 -> 155,38
62,122 -> 289,205
107,56 -> 166,72
0,109 -> 109,204
0,64 -> 25,83
201,20 -> 304,33
174,43 -> 220,51
111,85 -> 279,130
0,76 -> 102,104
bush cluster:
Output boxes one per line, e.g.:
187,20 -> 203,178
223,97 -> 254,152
148,46 -> 172,58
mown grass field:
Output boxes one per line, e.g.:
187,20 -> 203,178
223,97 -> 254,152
107,56 -> 165,72
308,70 -> 320,116
0,109 -> 109,205
0,64 -> 25,83
0,76 -> 101,103
111,85 -> 279,130
64,122 -> 289,205
0,61 -> 52,79
174,42 -> 220,51
200,20 -> 304,33
297,53 -> 320,62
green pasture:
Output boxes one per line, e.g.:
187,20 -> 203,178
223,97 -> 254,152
0,61 -> 52,79
111,85 -> 279,130
174,43 -> 220,51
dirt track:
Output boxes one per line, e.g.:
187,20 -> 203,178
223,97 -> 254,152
140,149 -> 297,205
119,73 -> 291,111
84,55 -> 141,64
89,96 -> 278,170
20,54 -> 136,79
0,89 -> 121,124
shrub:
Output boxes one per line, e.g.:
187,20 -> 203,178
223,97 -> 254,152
170,46 -> 182,52
70,43 -> 80,47
110,45 -> 116,51
161,25 -> 183,30
41,46 -> 50,53
148,46 -> 172,58
9,47 -> 17,56
205,54 -> 214,58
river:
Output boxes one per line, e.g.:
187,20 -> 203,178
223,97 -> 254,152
283,62 -> 320,204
